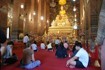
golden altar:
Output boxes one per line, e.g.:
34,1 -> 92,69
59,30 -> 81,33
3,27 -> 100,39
46,14 -> 76,43
43,0 -> 77,43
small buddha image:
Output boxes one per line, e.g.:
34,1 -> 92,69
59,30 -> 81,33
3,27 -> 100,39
59,6 -> 66,16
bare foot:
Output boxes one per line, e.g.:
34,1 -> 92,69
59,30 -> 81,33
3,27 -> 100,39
69,65 -> 75,68
66,64 -> 69,67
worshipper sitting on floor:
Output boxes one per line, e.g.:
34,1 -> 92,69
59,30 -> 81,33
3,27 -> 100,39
0,28 -> 7,44
0,28 -> 7,56
2,41 -> 18,65
89,37 -> 95,52
66,42 -> 89,68
55,37 -> 61,49
55,42 -> 68,58
0,28 -> 7,65
46,41 -> 53,51
20,42 -> 41,69
23,34 -> 29,46
63,41 -> 69,50
0,40 -> 8,65
71,41 -> 79,57
40,41 -> 46,49
31,41 -> 38,52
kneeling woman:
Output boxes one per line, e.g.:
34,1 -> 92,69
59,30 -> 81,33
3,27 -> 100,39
20,42 -> 41,69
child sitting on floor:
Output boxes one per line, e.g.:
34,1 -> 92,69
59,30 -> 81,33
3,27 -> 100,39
40,41 -> 46,49
31,41 -> 38,52
46,41 -> 53,51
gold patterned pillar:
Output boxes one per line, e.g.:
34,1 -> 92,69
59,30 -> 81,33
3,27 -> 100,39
46,0 -> 50,34
23,0 -> 31,34
37,0 -> 42,35
80,0 -> 86,44
11,0 -> 20,40
28,0 -> 35,35
40,0 -> 47,35
40,0 -> 44,35
34,0 -> 38,34
0,0 -> 8,34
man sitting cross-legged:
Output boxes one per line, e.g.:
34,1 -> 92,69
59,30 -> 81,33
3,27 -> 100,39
66,42 -> 89,68
20,42 -> 41,69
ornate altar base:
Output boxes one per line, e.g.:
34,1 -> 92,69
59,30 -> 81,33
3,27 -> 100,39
47,25 -> 76,43
45,14 -> 77,43
48,26 -> 73,37
45,13 -> 76,43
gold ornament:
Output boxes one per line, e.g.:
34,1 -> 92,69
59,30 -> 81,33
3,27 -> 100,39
19,33 -> 24,39
59,10 -> 66,15
59,0 -> 66,5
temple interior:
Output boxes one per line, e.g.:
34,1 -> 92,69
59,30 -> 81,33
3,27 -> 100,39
0,0 -> 105,70
0,0 -> 102,42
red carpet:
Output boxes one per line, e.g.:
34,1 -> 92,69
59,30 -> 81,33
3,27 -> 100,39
1,42 -> 101,70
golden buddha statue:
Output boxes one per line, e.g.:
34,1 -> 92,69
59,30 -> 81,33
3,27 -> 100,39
51,5 -> 70,27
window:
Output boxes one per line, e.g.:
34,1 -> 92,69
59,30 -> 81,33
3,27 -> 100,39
6,27 -> 10,39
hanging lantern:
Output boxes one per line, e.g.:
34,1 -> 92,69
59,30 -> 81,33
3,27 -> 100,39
59,0 -> 66,5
